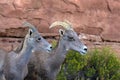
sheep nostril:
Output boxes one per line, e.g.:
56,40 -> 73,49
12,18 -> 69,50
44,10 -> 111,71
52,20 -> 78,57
50,46 -> 52,49
84,48 -> 87,52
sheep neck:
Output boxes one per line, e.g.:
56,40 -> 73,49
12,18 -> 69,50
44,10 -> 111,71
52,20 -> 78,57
48,38 -> 68,71
16,40 -> 33,69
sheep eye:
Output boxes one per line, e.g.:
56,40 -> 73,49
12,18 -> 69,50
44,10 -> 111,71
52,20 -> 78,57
38,38 -> 41,40
37,38 -> 41,42
68,36 -> 75,41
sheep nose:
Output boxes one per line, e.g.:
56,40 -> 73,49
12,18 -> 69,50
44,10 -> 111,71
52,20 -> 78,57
50,46 -> 52,49
83,46 -> 87,52
47,45 -> 52,51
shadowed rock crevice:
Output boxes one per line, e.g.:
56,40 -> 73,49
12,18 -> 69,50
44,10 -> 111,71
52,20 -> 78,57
105,0 -> 112,13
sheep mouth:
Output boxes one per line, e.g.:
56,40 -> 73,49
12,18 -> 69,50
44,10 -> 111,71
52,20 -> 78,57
47,50 -> 52,53
79,50 -> 87,55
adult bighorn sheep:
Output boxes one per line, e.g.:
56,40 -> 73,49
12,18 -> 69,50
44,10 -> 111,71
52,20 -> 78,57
1,22 -> 52,80
24,21 -> 87,80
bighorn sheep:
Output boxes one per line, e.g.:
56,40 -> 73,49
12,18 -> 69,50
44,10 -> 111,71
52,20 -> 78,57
0,49 -> 6,80
25,21 -> 87,80
1,22 -> 52,80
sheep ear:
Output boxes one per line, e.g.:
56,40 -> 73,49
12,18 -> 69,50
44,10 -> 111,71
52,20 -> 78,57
59,29 -> 65,36
28,29 -> 33,36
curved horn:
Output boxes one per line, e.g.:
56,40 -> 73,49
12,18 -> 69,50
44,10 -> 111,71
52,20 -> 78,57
49,20 -> 73,30
23,22 -> 37,32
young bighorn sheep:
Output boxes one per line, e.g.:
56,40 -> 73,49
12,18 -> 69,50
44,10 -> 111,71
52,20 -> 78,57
25,21 -> 87,80
2,22 -> 52,80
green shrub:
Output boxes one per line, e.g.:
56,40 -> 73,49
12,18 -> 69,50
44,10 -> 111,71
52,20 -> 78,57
57,47 -> 120,80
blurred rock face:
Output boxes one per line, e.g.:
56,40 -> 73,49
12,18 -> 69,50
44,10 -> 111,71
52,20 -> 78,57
0,0 -> 120,53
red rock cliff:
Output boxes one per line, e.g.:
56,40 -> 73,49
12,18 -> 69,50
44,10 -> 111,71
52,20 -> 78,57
0,0 -> 120,53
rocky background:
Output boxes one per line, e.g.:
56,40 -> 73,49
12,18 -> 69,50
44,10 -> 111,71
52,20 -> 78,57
0,0 -> 120,57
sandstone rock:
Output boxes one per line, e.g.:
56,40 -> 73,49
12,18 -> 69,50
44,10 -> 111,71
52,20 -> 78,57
40,33 -> 59,38
0,17 -> 23,29
0,0 -> 120,53
101,16 -> 120,42
0,4 -> 15,17
5,9 -> 25,18
0,17 -> 28,37
0,38 -> 23,51
38,19 -> 52,33
107,0 -> 120,15
79,33 -> 102,42
66,0 -> 108,11
14,0 -> 32,9
81,27 -> 103,35
14,0 -> 42,10
0,0 -> 14,4
5,27 -> 27,38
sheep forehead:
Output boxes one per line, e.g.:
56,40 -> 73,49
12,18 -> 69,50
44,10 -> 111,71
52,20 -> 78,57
31,32 -> 41,38
65,30 -> 77,37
